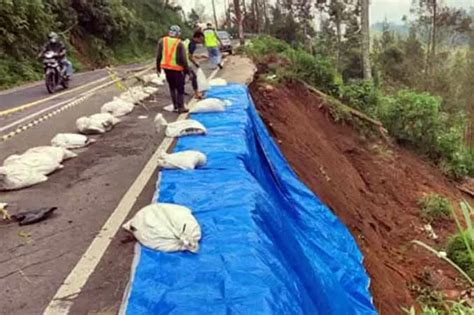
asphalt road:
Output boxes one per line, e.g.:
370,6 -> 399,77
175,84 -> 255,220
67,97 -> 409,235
0,47 -> 249,314
0,54 -> 217,314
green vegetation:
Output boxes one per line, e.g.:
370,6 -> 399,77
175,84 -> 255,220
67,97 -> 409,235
403,302 -> 474,315
447,201 -> 474,280
245,35 -> 474,178
0,0 -> 189,89
418,193 -> 452,222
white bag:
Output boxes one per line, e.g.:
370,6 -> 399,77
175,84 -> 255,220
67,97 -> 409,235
143,73 -> 165,86
143,86 -> 158,95
26,146 -> 77,161
166,119 -> 207,138
209,78 -> 227,86
101,97 -> 134,117
0,165 -> 48,191
154,113 -> 168,133
123,203 -> 201,253
197,68 -> 210,92
190,98 -> 226,113
158,151 -> 207,170
76,113 -> 120,134
119,87 -> 148,103
3,152 -> 63,175
51,133 -> 94,149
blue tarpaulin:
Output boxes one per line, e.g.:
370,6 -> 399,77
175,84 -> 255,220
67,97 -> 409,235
121,84 -> 376,315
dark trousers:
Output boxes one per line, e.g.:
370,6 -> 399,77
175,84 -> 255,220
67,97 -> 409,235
164,69 -> 185,110
188,68 -> 198,91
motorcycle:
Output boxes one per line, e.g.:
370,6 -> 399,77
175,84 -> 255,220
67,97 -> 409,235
43,50 -> 69,94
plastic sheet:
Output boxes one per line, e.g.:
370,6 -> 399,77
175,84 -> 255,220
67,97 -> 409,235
122,84 -> 376,315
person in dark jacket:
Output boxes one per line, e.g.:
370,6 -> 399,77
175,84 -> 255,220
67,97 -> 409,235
184,30 -> 205,99
156,25 -> 189,113
40,32 -> 73,77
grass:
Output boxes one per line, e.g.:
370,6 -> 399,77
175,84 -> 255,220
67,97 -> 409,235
418,193 -> 452,223
403,302 -> 474,315
447,200 -> 474,280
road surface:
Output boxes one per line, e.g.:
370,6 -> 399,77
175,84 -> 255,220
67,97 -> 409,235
0,51 -> 236,315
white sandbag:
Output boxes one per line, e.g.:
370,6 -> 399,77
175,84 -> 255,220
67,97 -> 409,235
119,87 -> 148,103
209,78 -> 227,86
76,117 -> 105,134
123,203 -> 201,253
197,68 -> 209,92
143,73 -> 165,86
142,73 -> 157,83
101,97 -> 134,117
0,165 -> 48,191
158,151 -> 207,170
190,98 -> 226,113
166,119 -> 207,138
154,113 -> 168,133
151,76 -> 165,86
51,133 -> 94,149
143,86 -> 158,95
77,113 -> 120,134
163,104 -> 175,112
129,86 -> 149,100
26,146 -> 77,162
3,152 -> 63,175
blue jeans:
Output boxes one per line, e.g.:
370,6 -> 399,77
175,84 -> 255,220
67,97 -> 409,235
207,47 -> 221,68
61,57 -> 73,76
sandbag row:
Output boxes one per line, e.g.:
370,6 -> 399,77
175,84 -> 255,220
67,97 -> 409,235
0,146 -> 77,190
125,80 -> 232,254
1,81 -> 161,191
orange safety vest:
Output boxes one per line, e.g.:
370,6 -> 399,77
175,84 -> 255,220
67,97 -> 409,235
160,36 -> 184,71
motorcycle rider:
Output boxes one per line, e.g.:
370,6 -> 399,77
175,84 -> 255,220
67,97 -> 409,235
40,32 -> 73,78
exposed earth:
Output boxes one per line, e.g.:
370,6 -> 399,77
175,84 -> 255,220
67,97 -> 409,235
251,81 -> 472,314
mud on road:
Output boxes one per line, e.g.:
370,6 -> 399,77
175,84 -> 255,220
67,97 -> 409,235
251,81 -> 470,314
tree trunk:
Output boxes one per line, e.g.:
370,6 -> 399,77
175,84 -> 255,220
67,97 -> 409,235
430,0 -> 437,74
262,0 -> 269,30
361,0 -> 372,80
212,0 -> 219,28
233,0 -> 245,45
336,13 -> 342,71
255,0 -> 261,33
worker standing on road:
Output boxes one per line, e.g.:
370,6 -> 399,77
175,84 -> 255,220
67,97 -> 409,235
156,25 -> 189,113
183,31 -> 205,99
203,22 -> 224,70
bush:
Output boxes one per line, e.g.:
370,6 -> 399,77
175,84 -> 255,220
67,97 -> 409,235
339,80 -> 383,117
378,90 -> 473,178
379,91 -> 444,156
282,49 -> 341,95
418,193 -> 452,222
246,36 -> 340,94
447,234 -> 474,280
245,35 -> 290,60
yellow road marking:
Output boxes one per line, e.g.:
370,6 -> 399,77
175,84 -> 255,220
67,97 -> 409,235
0,76 -> 109,117
1,64 -> 155,142
0,64 -> 154,118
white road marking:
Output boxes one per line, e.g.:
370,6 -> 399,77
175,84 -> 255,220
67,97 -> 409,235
43,65 -> 223,315
0,64 -> 154,117
0,65 -> 155,140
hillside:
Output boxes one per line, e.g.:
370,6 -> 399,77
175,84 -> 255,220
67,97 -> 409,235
0,0 -> 188,89
251,81 -> 473,313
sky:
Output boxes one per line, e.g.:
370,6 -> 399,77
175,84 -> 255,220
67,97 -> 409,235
177,0 -> 473,24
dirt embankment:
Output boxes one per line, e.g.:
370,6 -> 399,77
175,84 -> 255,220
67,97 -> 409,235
250,82 -> 469,314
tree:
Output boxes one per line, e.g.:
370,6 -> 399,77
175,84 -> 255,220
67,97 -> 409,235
361,0 -> 372,79
233,0 -> 245,44
211,0 -> 219,28
317,0 -> 358,71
